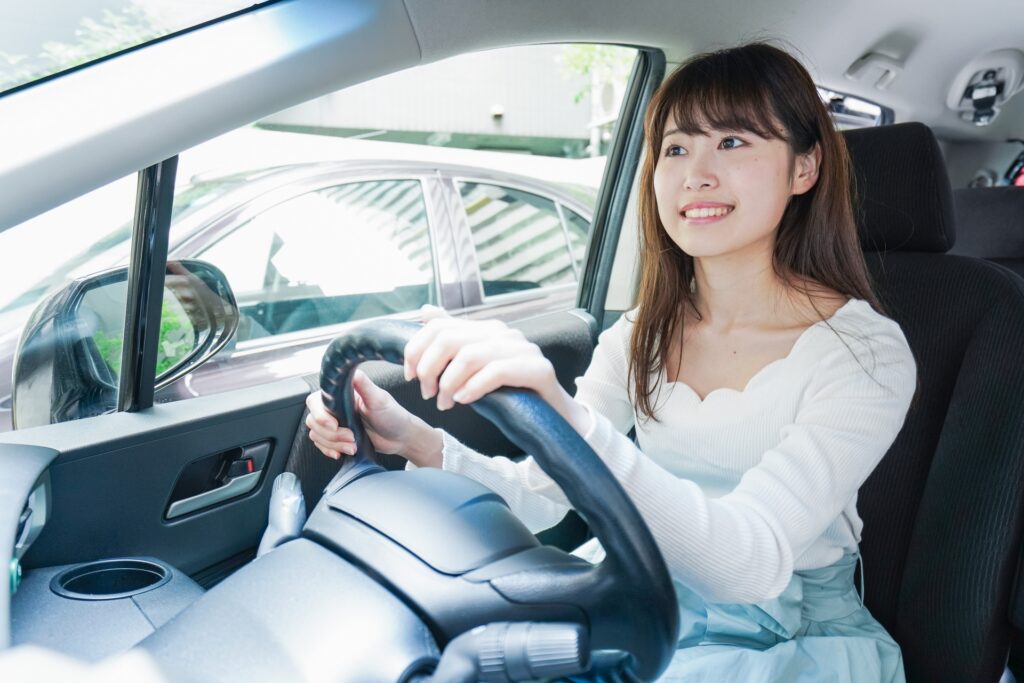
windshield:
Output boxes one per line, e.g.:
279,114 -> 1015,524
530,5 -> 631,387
0,1 -> 264,95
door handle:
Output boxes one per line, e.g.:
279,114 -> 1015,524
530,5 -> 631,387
165,441 -> 271,519
166,471 -> 262,519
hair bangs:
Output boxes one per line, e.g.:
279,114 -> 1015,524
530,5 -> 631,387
659,54 -> 787,142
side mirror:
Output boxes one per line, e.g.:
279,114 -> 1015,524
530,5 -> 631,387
12,260 -> 238,430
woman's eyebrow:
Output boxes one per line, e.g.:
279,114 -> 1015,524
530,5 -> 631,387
662,128 -> 714,139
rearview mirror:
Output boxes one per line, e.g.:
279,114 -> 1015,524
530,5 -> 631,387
12,260 -> 238,429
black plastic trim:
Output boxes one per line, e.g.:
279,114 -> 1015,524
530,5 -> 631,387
118,157 -> 177,412
577,48 -> 666,331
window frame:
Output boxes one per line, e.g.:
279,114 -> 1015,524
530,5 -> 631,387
577,48 -> 665,331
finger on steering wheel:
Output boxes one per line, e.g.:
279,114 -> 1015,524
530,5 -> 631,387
411,321 -> 524,401
450,356 -> 553,406
416,304 -> 449,323
434,341 -> 528,410
406,320 -> 516,400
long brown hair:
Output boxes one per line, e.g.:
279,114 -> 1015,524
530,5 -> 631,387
630,42 -> 886,420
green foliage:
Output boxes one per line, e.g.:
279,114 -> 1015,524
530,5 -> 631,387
157,298 -> 196,376
89,298 -> 196,379
1,6 -> 166,91
92,329 -> 123,376
558,44 -> 635,104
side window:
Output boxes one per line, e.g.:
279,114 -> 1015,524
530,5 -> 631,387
195,180 -> 434,341
153,42 -> 636,406
458,181 -> 576,297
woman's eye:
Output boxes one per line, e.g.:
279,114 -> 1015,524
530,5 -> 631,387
720,136 -> 746,150
665,144 -> 686,157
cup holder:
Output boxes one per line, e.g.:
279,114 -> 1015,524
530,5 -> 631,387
50,558 -> 172,601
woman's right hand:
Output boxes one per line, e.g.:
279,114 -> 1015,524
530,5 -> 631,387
305,369 -> 443,467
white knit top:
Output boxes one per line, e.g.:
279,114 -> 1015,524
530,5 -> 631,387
432,298 -> 917,604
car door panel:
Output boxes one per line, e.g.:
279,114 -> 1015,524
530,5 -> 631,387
5,377 -> 309,575
3,309 -> 596,586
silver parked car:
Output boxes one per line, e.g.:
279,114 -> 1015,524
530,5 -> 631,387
0,158 -> 594,431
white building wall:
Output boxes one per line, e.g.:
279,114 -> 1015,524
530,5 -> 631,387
264,45 -> 595,141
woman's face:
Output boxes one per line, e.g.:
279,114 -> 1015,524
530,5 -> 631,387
652,121 -> 818,260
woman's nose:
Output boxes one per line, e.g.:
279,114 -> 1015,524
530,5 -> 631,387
683,150 -> 718,190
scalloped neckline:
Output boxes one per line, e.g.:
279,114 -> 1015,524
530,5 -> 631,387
664,298 -> 858,405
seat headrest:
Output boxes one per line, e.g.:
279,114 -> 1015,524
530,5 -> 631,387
950,187 -> 1024,259
843,122 -> 956,253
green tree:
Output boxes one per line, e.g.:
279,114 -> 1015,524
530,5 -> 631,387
558,44 -> 635,104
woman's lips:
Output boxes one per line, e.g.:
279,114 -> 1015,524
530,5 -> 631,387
680,203 -> 734,223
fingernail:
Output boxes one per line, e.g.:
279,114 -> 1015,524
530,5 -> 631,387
404,363 -> 412,381
328,450 -> 339,459
453,390 -> 468,403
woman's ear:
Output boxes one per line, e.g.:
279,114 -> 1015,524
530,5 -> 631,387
791,143 -> 822,196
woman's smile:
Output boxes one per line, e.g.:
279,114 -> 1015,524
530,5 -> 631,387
681,201 -> 735,223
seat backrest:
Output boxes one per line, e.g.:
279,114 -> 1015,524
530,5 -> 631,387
844,122 -> 1024,683
951,186 -> 1024,279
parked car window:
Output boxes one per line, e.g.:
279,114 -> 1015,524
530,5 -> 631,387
195,180 -> 435,341
562,206 -> 591,272
459,181 -> 578,297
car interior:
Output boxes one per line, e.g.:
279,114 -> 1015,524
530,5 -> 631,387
2,0 -> 1024,681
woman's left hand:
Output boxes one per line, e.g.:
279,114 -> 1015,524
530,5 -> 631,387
404,307 -> 591,434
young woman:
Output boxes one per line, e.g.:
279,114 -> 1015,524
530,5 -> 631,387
306,43 -> 916,681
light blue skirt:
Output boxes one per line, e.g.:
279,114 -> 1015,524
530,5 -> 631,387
657,553 -> 906,682
568,539 -> 904,681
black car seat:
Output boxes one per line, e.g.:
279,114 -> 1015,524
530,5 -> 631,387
845,122 -> 1024,683
949,184 -> 1024,676
951,186 -> 1024,279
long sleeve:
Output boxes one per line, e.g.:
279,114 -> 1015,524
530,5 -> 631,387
432,316 -> 636,533
577,322 -> 916,602
436,305 -> 917,604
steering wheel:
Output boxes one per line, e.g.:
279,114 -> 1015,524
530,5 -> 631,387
318,319 -> 679,681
